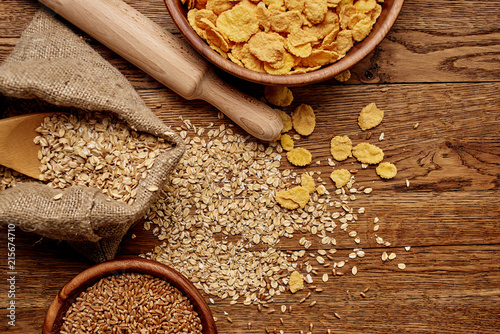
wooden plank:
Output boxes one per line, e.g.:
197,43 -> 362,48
1,238 -> 498,333
1,1 -> 499,86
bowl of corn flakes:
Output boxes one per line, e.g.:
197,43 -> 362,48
165,0 -> 404,86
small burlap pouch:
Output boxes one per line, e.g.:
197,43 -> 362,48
0,8 -> 185,262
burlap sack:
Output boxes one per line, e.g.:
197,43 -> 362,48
0,8 -> 185,262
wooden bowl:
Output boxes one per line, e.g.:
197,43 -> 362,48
164,0 -> 404,86
43,258 -> 217,334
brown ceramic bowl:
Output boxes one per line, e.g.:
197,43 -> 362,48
43,258 -> 217,334
164,0 -> 404,86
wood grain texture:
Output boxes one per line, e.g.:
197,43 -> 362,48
1,0 -> 499,333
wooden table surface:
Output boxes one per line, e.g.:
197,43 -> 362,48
1,0 -> 500,333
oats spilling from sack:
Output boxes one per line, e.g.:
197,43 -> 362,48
1,112 -> 173,204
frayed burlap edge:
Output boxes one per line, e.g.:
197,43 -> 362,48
0,7 -> 185,263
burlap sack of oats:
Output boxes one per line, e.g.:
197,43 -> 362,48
0,8 -> 185,262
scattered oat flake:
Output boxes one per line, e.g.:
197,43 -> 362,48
53,193 -> 63,200
398,263 -> 406,270
147,185 -> 159,192
352,266 -> 358,275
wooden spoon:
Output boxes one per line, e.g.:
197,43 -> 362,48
0,113 -> 55,179
38,0 -> 283,141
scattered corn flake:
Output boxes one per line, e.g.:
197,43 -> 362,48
376,162 -> 397,179
280,133 -> 294,151
330,169 -> 351,188
330,135 -> 352,161
276,186 -> 310,209
334,69 -> 351,82
301,173 -> 316,194
289,271 -> 304,293
292,104 -> 315,136
276,110 -> 292,133
285,0 -> 305,12
352,142 -> 384,164
275,193 -> 300,210
287,147 -> 312,166
358,102 -> 384,130
265,86 -> 294,107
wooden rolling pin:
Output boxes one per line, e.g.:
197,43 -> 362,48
38,0 -> 282,141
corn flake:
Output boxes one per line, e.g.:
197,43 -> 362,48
289,270 -> 304,293
276,109 -> 292,132
358,102 -> 384,130
232,43 -> 266,72
264,52 -> 295,74
287,147 -> 312,166
330,169 -> 351,188
206,0 -> 234,15
292,104 -> 315,136
352,142 -> 384,164
354,0 -> 377,13
216,4 -> 259,42
376,162 -> 397,179
352,16 -> 374,42
275,195 -> 300,210
301,173 -> 316,194
187,0 -> 382,74
276,186 -> 310,208
270,10 -> 302,33
334,69 -> 351,82
301,49 -> 340,67
304,0 -> 328,25
248,31 -> 286,63
286,42 -> 313,58
330,135 -> 352,161
280,133 -> 294,151
265,86 -> 294,106
335,30 -> 354,55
